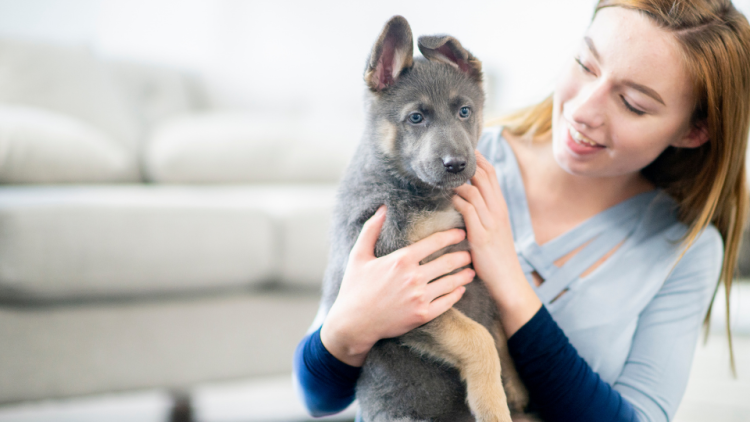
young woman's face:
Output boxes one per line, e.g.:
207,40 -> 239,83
552,7 -> 703,179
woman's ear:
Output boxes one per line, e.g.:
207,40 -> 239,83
672,121 -> 709,148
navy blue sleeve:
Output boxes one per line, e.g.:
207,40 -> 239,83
293,326 -> 361,417
507,306 -> 639,422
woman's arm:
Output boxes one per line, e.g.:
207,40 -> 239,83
509,226 -> 721,422
453,152 -> 637,421
293,327 -> 361,416
294,206 -> 475,415
454,150 -> 722,422
507,305 -> 639,421
611,226 -> 722,421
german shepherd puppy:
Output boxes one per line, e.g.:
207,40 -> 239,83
320,16 -> 529,422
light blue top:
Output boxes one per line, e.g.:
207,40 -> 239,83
478,127 -> 724,422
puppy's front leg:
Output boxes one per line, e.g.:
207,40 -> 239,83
491,320 -> 529,414
400,308 -> 512,422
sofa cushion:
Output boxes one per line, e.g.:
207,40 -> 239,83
106,60 -> 206,133
0,105 -> 139,183
0,38 -> 140,156
252,185 -> 337,289
0,186 -> 278,299
0,185 -> 337,300
0,291 -> 320,402
144,112 -> 356,183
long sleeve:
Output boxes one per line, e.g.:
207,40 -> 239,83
292,326 -> 361,417
508,225 -> 723,422
611,226 -> 723,421
508,306 -> 639,422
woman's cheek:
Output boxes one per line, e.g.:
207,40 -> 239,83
555,65 -> 584,109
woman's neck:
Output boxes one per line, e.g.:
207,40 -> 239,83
503,129 -> 655,244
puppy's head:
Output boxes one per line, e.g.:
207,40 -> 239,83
364,16 -> 484,190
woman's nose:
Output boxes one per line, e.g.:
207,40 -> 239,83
568,81 -> 607,129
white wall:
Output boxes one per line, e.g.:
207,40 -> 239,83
90,0 -> 598,118
1,0 -> 750,121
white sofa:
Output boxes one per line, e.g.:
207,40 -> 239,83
0,38 -> 355,404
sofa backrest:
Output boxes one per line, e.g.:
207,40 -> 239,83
0,38 -> 206,184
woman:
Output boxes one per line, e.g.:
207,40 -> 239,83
294,1 -> 750,421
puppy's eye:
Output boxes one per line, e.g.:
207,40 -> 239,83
459,107 -> 471,118
409,113 -> 424,124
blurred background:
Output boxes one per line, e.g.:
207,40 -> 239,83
0,0 -> 748,421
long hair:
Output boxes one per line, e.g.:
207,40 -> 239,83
495,0 -> 750,372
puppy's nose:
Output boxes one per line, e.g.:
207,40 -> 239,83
443,157 -> 467,174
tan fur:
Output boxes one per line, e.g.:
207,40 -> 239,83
376,121 -> 398,155
391,45 -> 413,80
363,67 -> 377,89
402,308 -> 513,422
399,101 -> 427,121
404,207 -> 518,421
407,207 -> 464,244
365,51 -> 414,91
363,17 -> 413,92
491,320 -> 530,414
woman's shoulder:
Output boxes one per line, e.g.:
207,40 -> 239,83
671,220 -> 724,285
638,191 -> 722,246
478,125 -> 547,166
477,126 -> 507,163
636,191 -> 724,284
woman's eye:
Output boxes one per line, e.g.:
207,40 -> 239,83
621,96 -> 646,116
575,57 -> 593,74
459,106 -> 471,118
409,113 -> 424,124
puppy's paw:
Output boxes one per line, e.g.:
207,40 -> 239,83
502,375 -> 529,414
465,370 -> 513,422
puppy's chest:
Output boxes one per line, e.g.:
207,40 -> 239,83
406,206 -> 465,244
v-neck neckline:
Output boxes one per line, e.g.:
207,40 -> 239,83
496,130 -> 659,254
477,127 -> 665,307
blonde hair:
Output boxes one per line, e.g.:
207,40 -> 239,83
493,0 -> 750,372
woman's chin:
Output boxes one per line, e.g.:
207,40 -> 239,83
552,141 -> 601,178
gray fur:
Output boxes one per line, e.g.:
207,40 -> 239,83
320,16 -> 514,421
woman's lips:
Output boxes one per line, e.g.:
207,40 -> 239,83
566,124 -> 605,155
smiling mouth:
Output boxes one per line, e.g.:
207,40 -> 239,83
569,124 -> 603,148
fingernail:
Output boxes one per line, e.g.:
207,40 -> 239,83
375,205 -> 386,217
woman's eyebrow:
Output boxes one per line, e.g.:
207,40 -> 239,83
584,36 -> 601,62
584,36 -> 666,106
623,80 -> 666,105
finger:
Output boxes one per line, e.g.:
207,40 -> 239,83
425,267 -> 475,300
475,151 -> 504,205
467,154 -> 503,215
351,205 -> 387,261
475,150 -> 501,192
425,285 -> 466,321
454,184 -> 492,227
452,194 -> 485,236
403,228 -> 466,263
472,169 -> 502,218
420,250 -> 472,283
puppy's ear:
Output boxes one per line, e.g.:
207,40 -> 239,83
418,35 -> 482,83
365,16 -> 414,92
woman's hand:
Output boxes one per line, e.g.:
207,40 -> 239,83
452,150 -> 542,337
320,205 -> 476,367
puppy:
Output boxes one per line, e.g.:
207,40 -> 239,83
320,16 -> 530,422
